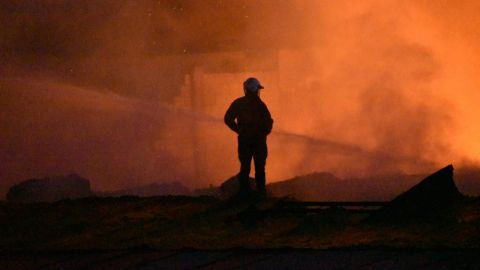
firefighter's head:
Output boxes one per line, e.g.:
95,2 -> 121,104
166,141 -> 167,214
243,77 -> 264,96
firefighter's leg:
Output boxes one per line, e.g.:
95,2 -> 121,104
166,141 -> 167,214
253,138 -> 268,196
238,137 -> 253,193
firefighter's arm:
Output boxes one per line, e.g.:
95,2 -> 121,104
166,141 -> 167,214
224,103 -> 239,133
264,104 -> 273,135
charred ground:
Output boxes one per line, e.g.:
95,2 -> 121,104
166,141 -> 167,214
1,165 -> 479,251
1,196 -> 479,250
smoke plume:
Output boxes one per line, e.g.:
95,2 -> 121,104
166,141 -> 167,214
1,0 -> 480,198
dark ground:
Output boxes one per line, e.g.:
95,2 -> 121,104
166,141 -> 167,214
1,247 -> 479,270
1,195 -> 480,269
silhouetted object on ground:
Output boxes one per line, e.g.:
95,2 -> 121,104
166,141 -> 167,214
369,164 -> 464,222
192,175 -> 256,198
224,77 -> 273,197
6,174 -> 92,203
193,175 -> 255,200
195,175 -> 271,201
220,175 -> 256,199
96,182 -> 191,197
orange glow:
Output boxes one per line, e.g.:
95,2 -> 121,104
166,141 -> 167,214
1,0 -> 480,197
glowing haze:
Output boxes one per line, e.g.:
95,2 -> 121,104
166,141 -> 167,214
1,0 -> 479,197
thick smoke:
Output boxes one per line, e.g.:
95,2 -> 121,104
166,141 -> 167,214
1,0 -> 479,198
259,1 -> 456,177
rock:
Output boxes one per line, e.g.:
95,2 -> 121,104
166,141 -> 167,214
369,165 -> 463,222
6,174 -> 92,203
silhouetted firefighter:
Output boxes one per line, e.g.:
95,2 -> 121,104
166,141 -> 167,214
224,77 -> 273,198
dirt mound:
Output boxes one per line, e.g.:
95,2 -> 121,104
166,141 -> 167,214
7,174 -> 92,203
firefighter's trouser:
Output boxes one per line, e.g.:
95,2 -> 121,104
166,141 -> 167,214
237,136 -> 267,193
